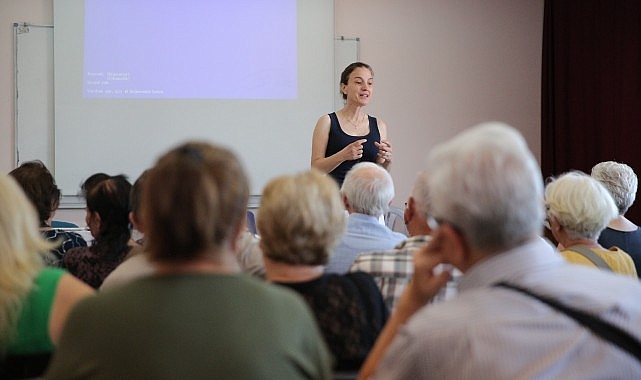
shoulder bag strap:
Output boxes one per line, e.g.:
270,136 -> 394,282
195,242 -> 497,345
495,281 -> 641,363
565,245 -> 612,271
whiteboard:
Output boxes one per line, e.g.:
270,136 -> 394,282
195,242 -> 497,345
14,23 -> 54,170
334,37 -> 360,110
15,21 -> 359,201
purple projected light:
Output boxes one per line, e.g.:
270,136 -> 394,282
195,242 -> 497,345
83,0 -> 297,99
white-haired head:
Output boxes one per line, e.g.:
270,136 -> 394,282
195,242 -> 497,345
341,162 -> 394,217
425,121 -> 545,252
545,171 -> 618,241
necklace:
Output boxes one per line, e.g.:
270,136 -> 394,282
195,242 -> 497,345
344,112 -> 363,130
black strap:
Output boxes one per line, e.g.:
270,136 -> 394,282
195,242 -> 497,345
495,281 -> 641,363
565,245 -> 612,271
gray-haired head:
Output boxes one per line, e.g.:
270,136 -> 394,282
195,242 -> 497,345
341,162 -> 394,217
591,161 -> 638,215
425,121 -> 544,252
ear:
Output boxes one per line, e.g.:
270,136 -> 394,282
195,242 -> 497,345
342,193 -> 350,210
340,82 -> 347,96
433,223 -> 470,271
404,197 -> 415,225
548,214 -> 562,233
128,211 -> 137,229
90,211 -> 101,226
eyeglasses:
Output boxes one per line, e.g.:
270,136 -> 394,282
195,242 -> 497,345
543,203 -> 551,230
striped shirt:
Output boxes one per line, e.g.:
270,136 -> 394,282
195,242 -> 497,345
349,235 -> 460,311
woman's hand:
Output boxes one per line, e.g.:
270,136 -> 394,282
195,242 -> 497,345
375,139 -> 393,166
341,139 -> 367,161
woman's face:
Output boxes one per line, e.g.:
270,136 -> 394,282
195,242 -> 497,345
341,67 -> 373,106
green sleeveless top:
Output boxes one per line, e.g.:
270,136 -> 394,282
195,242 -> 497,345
8,268 -> 66,354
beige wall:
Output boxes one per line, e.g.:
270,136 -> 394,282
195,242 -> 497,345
335,0 -> 543,204
1,0 -> 543,225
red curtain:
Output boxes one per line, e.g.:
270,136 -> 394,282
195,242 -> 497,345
542,0 -> 641,222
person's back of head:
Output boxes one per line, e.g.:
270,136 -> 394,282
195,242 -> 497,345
0,175 -> 55,350
591,161 -> 638,215
341,162 -> 394,217
142,142 -> 249,262
426,122 -> 544,253
259,169 -> 346,266
80,172 -> 110,198
86,175 -> 132,253
8,160 -> 61,226
545,171 -> 618,241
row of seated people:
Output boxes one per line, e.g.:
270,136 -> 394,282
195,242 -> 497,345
3,129 -> 641,378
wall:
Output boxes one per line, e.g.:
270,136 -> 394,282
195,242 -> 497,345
1,0 -> 544,225
335,0 -> 543,204
1,0 -> 52,174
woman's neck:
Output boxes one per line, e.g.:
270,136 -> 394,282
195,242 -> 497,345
559,237 -> 603,251
340,104 -> 365,119
264,258 -> 324,283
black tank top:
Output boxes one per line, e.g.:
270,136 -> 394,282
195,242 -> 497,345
325,112 -> 381,186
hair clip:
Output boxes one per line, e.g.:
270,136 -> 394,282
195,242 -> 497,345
179,146 -> 203,162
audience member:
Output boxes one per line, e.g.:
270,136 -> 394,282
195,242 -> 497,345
546,171 -> 637,277
64,175 -> 133,288
127,169 -> 148,249
350,170 -> 461,311
592,161 -> 641,276
8,160 -> 87,267
360,122 -> 641,379
100,171 -> 153,290
234,230 -> 265,278
325,162 -> 406,274
46,142 -> 332,379
260,169 -> 389,372
102,171 -> 265,290
0,175 -> 94,379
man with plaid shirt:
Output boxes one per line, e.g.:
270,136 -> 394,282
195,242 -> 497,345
350,171 -> 460,311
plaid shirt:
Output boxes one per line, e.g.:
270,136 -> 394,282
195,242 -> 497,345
349,235 -> 461,311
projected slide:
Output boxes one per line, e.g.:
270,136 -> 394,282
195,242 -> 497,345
83,0 -> 297,99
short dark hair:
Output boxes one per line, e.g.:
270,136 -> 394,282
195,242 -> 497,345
142,142 -> 249,262
340,62 -> 373,100
8,160 -> 61,225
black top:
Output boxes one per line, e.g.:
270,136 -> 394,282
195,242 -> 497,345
598,227 -> 641,277
64,245 -> 132,288
325,112 -> 381,186
41,229 -> 87,267
276,272 -> 389,371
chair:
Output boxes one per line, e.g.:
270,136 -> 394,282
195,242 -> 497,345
246,210 -> 258,235
384,205 -> 408,236
51,220 -> 79,228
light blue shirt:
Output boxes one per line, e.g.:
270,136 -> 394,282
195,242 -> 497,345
325,213 -> 406,274
374,237 -> 641,379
